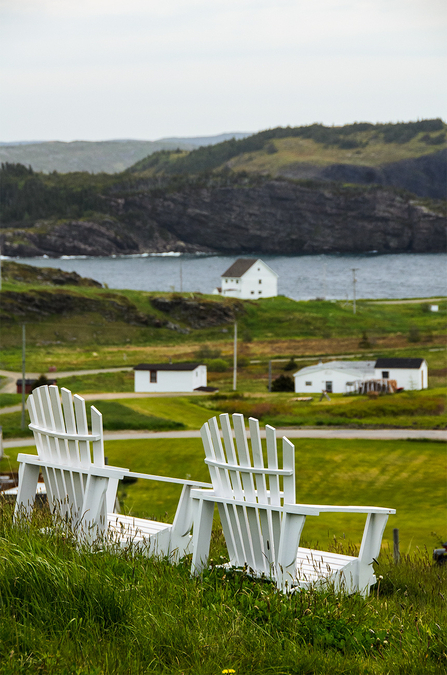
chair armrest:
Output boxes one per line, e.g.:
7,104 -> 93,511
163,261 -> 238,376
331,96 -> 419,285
190,489 -> 321,516
126,471 -> 211,488
295,503 -> 396,515
16,454 -> 129,480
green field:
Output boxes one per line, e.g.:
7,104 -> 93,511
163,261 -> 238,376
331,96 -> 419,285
3,437 -> 445,552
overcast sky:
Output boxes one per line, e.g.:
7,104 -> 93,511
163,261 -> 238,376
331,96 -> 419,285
1,0 -> 445,142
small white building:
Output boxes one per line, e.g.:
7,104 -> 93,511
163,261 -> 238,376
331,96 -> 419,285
294,361 -> 375,394
374,358 -> 428,390
294,357 -> 428,394
213,258 -> 278,299
134,363 -> 207,393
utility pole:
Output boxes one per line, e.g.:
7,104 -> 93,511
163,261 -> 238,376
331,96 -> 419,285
351,268 -> 358,314
233,321 -> 237,391
179,259 -> 183,293
21,324 -> 26,430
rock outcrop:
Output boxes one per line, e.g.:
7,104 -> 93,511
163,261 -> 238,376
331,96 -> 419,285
1,179 -> 445,256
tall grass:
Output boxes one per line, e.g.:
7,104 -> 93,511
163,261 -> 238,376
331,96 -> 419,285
0,501 -> 446,674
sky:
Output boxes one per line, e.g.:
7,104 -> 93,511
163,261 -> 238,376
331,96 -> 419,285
1,0 -> 446,142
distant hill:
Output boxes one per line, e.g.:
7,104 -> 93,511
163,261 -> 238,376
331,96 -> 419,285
129,119 -> 447,199
0,133 -> 252,174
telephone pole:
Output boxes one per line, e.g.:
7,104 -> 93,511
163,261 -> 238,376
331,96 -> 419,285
233,321 -> 237,390
351,268 -> 359,314
21,324 -> 26,430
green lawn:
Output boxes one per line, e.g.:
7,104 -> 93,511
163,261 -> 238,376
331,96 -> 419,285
4,437 -> 445,553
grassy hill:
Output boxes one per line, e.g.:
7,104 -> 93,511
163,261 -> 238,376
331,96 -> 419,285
128,119 -> 446,177
0,261 -> 445,374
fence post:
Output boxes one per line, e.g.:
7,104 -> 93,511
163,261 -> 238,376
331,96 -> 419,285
393,528 -> 400,564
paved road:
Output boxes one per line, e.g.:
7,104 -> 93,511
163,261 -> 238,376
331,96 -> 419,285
3,427 -> 446,450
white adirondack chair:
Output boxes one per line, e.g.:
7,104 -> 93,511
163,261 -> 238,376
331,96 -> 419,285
14,385 -> 209,560
191,414 -> 396,596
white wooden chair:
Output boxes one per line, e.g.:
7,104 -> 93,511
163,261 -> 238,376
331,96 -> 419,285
190,414 -> 396,596
14,385 -> 210,560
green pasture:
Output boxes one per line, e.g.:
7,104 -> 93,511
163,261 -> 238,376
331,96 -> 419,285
206,387 -> 447,429
116,395 -> 224,429
0,400 -> 186,438
0,293 -> 446,372
4,438 -> 445,553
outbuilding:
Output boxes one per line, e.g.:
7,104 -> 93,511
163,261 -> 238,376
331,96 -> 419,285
374,358 -> 428,390
213,258 -> 278,299
294,357 -> 429,393
293,361 -> 375,394
133,363 -> 207,393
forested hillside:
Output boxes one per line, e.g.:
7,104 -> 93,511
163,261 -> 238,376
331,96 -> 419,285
0,120 -> 445,257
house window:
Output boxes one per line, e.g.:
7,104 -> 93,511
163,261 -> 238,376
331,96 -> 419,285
251,291 -> 254,294
382,371 -> 389,379
258,290 -> 262,294
236,280 -> 239,283
150,370 -> 157,383
259,279 -> 262,284
325,381 -> 333,393
305,381 -> 312,386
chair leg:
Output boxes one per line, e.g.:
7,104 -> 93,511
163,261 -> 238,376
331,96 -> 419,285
14,463 -> 40,521
191,499 -> 214,576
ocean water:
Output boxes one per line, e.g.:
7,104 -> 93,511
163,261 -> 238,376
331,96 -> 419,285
8,252 -> 447,300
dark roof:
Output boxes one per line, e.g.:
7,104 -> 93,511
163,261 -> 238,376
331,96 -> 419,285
134,363 -> 202,371
221,258 -> 257,278
374,358 -> 425,369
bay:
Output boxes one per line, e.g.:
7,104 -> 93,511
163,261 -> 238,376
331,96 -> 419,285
9,253 -> 447,301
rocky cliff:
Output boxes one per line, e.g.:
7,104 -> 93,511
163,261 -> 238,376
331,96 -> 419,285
1,178 -> 445,257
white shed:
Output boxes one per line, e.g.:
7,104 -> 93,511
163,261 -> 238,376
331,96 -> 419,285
294,361 -> 375,394
134,363 -> 207,393
294,357 -> 429,394
374,358 -> 428,390
213,258 -> 278,299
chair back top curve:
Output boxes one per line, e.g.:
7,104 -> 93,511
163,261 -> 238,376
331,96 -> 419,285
27,384 -> 105,469
201,413 -> 296,506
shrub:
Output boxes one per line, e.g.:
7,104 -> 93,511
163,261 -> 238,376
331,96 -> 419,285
358,331 -> 371,348
195,345 -> 221,360
271,374 -> 294,392
283,357 -> 297,371
207,358 -> 229,372
408,325 -> 421,343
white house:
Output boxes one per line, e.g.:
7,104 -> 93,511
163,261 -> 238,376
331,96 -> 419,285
293,357 -> 428,394
213,258 -> 278,299
373,358 -> 428,390
294,361 -> 375,394
134,363 -> 207,393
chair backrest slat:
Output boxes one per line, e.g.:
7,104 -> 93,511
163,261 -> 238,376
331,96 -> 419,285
283,437 -> 296,504
233,414 -> 257,502
208,416 -> 233,494
73,394 -> 91,466
265,425 -> 281,506
219,414 -> 245,500
91,407 -> 104,468
61,387 -> 81,467
48,385 -> 69,464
